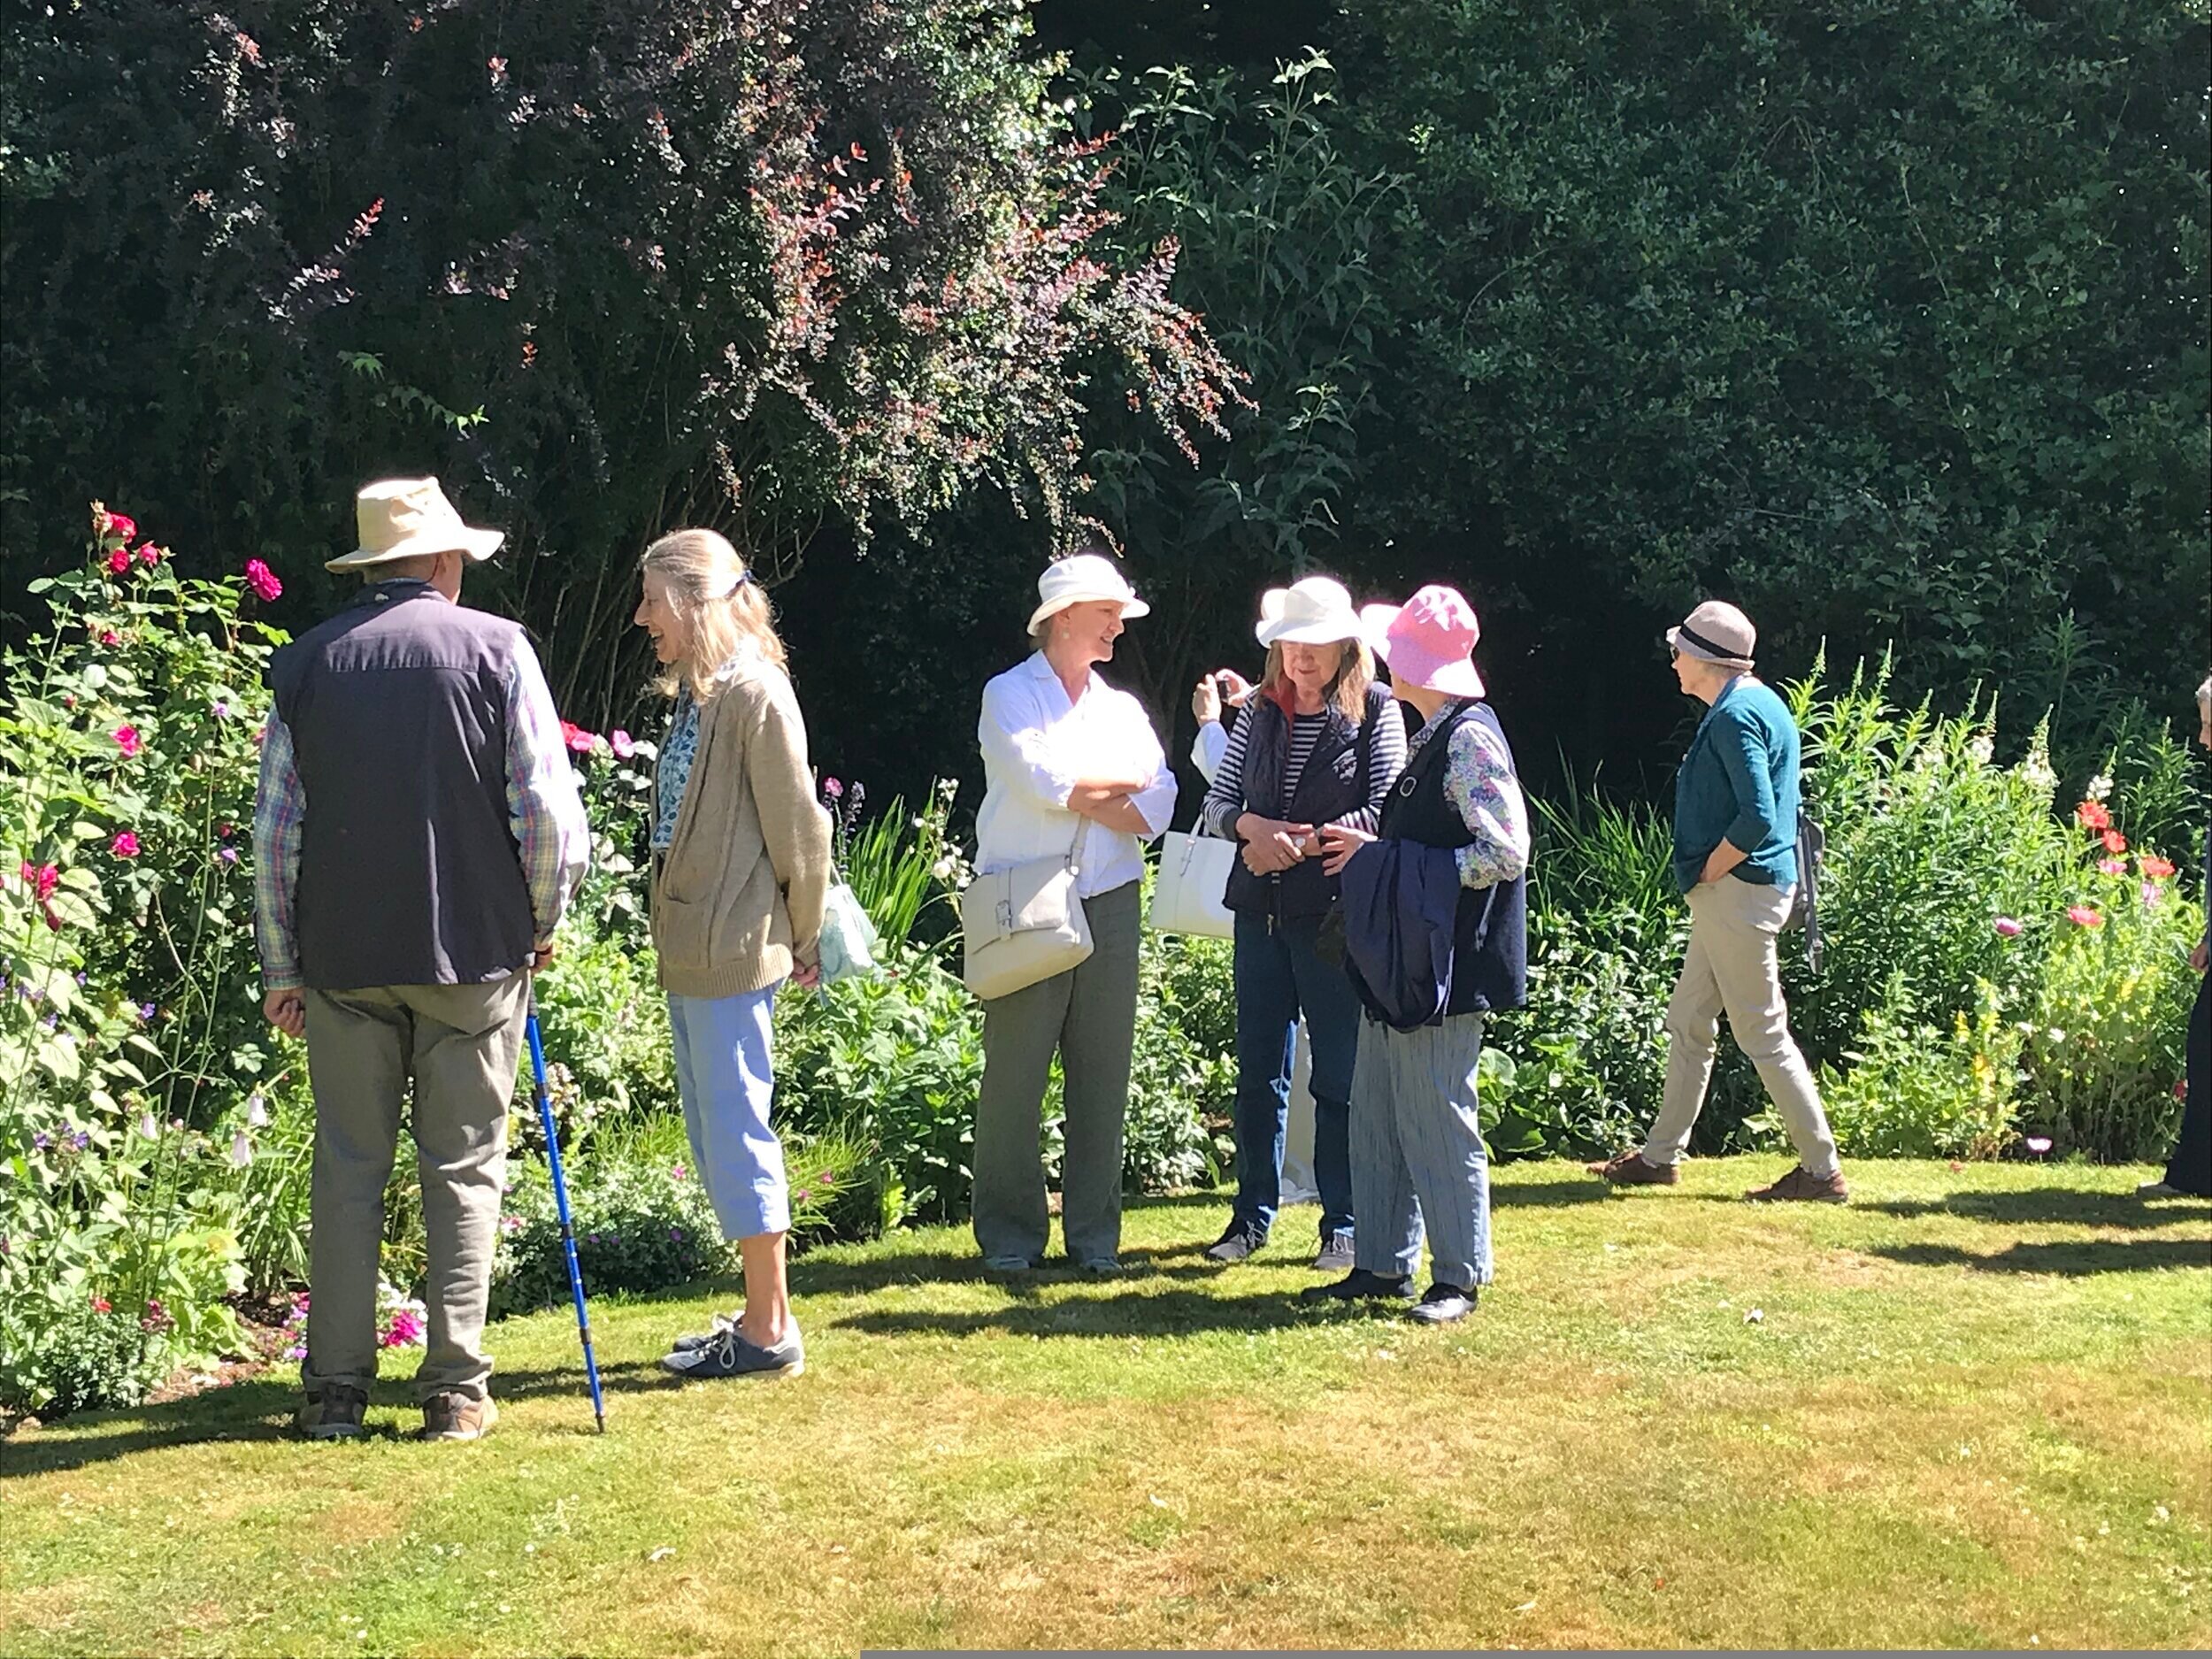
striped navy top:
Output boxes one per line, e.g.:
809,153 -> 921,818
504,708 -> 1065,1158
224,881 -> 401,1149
1201,698 -> 1409,841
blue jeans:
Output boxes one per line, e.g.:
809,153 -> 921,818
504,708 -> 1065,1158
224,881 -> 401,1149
1230,910 -> 1358,1240
667,986 -> 789,1240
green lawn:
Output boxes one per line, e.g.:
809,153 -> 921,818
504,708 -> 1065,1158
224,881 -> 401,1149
4,1156 -> 2208,1655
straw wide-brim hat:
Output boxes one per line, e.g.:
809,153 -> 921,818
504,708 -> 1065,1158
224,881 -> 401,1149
1026,551 -> 1150,634
1360,585 -> 1486,697
326,478 -> 505,572
1665,599 -> 1756,671
1255,575 -> 1363,649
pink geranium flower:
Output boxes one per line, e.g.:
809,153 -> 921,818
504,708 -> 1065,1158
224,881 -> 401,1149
111,831 -> 141,858
113,725 -> 142,757
244,558 -> 282,602
2065,905 -> 2102,928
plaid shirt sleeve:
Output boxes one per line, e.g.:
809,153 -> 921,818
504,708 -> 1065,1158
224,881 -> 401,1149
250,710 -> 308,995
505,645 -> 591,944
1443,717 -> 1532,891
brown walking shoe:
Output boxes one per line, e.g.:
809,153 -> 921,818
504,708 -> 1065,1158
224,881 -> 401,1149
1745,1165 -> 1848,1204
1588,1151 -> 1679,1187
296,1384 -> 369,1441
420,1391 -> 499,1442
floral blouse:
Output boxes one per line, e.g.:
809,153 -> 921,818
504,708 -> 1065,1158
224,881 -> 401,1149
1403,698 -> 1532,890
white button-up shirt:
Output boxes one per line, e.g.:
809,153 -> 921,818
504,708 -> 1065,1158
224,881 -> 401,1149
976,652 -> 1178,899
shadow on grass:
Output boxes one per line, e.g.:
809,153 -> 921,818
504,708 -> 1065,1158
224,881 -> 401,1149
1870,1239 -> 2212,1277
0,1359 -> 677,1479
1864,1188 -> 2212,1230
831,1283 -> 1371,1342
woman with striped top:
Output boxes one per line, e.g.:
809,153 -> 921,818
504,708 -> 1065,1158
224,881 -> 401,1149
1200,576 -> 1409,1269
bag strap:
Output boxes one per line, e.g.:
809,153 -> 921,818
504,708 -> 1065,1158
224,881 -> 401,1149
1067,812 -> 1091,876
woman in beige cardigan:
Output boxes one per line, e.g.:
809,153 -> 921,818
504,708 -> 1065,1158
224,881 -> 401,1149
634,528 -> 830,1380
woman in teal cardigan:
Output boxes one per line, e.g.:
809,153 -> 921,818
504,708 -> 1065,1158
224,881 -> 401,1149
1590,601 -> 1847,1202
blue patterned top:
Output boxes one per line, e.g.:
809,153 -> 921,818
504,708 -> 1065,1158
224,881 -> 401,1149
652,686 -> 703,851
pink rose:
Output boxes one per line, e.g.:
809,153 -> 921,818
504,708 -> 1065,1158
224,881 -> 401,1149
98,630 -> 120,647
104,512 -> 137,544
113,725 -> 142,757
111,831 -> 141,858
243,558 -> 282,603
107,548 -> 131,576
610,728 -> 635,760
136,542 -> 163,565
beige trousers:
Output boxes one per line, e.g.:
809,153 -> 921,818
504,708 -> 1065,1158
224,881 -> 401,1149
1640,877 -> 1839,1179
300,975 -> 529,1403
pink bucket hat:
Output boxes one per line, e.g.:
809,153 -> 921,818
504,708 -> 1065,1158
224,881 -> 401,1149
1359,585 -> 1486,697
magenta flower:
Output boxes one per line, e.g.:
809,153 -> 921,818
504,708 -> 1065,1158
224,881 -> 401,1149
137,542 -> 164,566
1993,917 -> 2023,937
243,557 -> 283,602
98,629 -> 120,647
113,725 -> 142,757
822,777 -> 844,800
218,846 -> 239,865
107,547 -> 131,576
111,831 -> 141,858
610,728 -> 635,760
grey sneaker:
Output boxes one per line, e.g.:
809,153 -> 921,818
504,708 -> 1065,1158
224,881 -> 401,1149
1203,1223 -> 1266,1263
296,1384 -> 369,1441
661,1326 -> 804,1380
670,1312 -> 737,1355
1314,1231 -> 1356,1271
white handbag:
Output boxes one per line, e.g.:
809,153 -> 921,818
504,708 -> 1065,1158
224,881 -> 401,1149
1148,830 -> 1236,940
960,821 -> 1093,1000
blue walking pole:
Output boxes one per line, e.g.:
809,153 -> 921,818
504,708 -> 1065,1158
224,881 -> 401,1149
526,996 -> 606,1432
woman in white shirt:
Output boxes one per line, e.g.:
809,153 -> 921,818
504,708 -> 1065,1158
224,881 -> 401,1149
972,550 -> 1179,1273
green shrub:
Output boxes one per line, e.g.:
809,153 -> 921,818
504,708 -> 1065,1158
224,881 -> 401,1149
1818,976 -> 2021,1160
2,504 -> 281,1414
2014,805 -> 2200,1162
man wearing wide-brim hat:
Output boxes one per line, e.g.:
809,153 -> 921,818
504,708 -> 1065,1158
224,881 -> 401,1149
1589,599 -> 1847,1202
251,478 -> 590,1440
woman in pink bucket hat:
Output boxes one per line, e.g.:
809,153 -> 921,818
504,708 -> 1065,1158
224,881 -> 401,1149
1302,585 -> 1532,1324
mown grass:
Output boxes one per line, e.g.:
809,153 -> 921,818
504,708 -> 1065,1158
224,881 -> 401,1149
4,1157 -> 2208,1655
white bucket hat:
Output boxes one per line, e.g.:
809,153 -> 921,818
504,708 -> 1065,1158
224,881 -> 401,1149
1254,575 -> 1363,648
1026,551 -> 1150,634
326,478 -> 505,572
1666,599 -> 1756,671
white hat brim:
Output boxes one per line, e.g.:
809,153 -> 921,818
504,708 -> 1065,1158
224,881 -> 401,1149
1256,615 -> 1363,648
1026,591 -> 1149,634
326,525 -> 504,572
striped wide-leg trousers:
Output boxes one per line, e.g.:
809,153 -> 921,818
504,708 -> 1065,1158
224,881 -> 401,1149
1349,1011 -> 1494,1290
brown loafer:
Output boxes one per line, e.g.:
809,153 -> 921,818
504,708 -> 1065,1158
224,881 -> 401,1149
1745,1165 -> 1848,1204
420,1391 -> 499,1441
1589,1151 -> 1678,1187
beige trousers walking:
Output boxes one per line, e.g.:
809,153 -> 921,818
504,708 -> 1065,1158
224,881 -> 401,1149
300,975 -> 529,1403
1640,877 -> 1840,1179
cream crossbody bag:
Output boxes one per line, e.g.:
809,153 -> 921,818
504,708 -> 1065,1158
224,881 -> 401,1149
960,818 -> 1093,1000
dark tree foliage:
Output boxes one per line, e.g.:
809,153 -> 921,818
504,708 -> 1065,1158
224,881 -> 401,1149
1338,0 -> 2210,763
0,0 -> 1240,719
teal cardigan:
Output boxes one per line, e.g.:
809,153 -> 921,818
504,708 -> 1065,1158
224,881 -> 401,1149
1671,676 -> 1801,895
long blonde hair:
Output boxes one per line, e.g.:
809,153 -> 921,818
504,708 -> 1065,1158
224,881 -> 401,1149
640,528 -> 788,700
1260,638 -> 1374,723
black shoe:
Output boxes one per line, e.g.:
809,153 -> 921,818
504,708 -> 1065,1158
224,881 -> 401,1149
1299,1268 -> 1416,1304
1202,1223 -> 1267,1263
1314,1230 -> 1356,1272
1407,1283 -> 1477,1325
